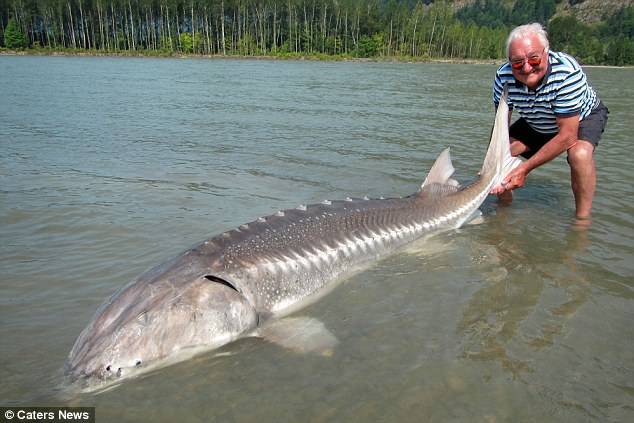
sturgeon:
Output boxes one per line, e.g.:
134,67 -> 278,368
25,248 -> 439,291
65,88 -> 519,392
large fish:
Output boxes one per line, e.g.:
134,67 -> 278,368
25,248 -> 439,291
65,89 -> 519,392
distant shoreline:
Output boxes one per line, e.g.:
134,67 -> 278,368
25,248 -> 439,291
0,48 -> 502,65
2,49 -> 632,68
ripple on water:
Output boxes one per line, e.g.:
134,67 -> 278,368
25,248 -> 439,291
0,57 -> 632,421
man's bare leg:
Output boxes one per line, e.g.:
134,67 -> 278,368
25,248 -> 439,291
567,140 -> 596,220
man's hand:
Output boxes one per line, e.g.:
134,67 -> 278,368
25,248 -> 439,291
490,163 -> 528,194
490,115 -> 578,196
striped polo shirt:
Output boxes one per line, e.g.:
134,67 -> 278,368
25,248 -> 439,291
493,51 -> 598,134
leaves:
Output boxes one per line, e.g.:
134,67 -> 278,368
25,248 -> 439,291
0,1 -> 631,64
3,18 -> 28,49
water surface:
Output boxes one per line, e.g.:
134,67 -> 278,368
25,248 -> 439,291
1,56 -> 632,422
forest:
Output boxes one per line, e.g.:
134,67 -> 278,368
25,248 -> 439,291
1,0 -> 632,65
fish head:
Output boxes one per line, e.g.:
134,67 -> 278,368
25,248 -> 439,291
64,254 -> 257,392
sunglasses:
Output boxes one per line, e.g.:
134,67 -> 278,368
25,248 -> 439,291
510,49 -> 545,70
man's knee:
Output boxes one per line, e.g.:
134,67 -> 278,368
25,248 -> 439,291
567,140 -> 595,167
510,140 -> 528,157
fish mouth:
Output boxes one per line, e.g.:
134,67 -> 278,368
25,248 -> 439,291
63,363 -> 129,394
64,358 -> 131,385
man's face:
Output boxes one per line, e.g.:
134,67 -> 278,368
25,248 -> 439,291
508,34 -> 548,89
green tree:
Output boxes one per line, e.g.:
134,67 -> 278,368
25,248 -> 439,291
606,36 -> 634,66
0,0 -> 628,64
511,0 -> 556,25
548,15 -> 605,64
456,0 -> 510,28
601,6 -> 634,39
179,32 -> 192,53
4,18 -> 28,48
356,32 -> 383,57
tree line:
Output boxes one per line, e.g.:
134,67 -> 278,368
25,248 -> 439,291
457,0 -> 558,29
0,0 -> 508,60
458,0 -> 634,65
0,0 -> 632,65
548,6 -> 634,65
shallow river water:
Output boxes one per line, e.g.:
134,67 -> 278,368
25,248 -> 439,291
1,56 -> 632,422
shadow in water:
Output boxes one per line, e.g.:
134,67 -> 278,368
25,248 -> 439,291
457,206 -> 592,379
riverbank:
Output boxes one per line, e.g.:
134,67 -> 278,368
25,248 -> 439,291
0,47 -> 502,65
4,48 -> 631,68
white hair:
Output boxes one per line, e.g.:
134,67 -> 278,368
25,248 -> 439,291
506,23 -> 550,58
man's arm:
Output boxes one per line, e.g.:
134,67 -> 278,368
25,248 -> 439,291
492,114 -> 579,193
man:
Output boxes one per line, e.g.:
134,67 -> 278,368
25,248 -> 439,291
491,23 -> 608,221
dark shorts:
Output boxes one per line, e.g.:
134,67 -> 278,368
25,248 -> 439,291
510,101 -> 609,159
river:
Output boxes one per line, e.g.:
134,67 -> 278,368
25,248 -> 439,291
1,56 -> 632,422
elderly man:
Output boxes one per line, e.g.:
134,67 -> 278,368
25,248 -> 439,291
491,23 -> 608,221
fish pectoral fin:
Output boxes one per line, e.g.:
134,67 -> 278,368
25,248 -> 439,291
402,233 -> 456,257
256,316 -> 338,356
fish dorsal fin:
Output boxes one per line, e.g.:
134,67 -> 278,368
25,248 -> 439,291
420,148 -> 456,191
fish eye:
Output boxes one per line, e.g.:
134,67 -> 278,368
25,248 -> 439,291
106,365 -> 112,372
135,360 -> 142,367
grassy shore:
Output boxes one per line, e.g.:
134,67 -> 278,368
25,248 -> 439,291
4,47 -> 631,67
0,46 -> 503,65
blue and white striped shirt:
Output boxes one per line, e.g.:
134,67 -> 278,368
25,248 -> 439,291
493,51 -> 598,134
